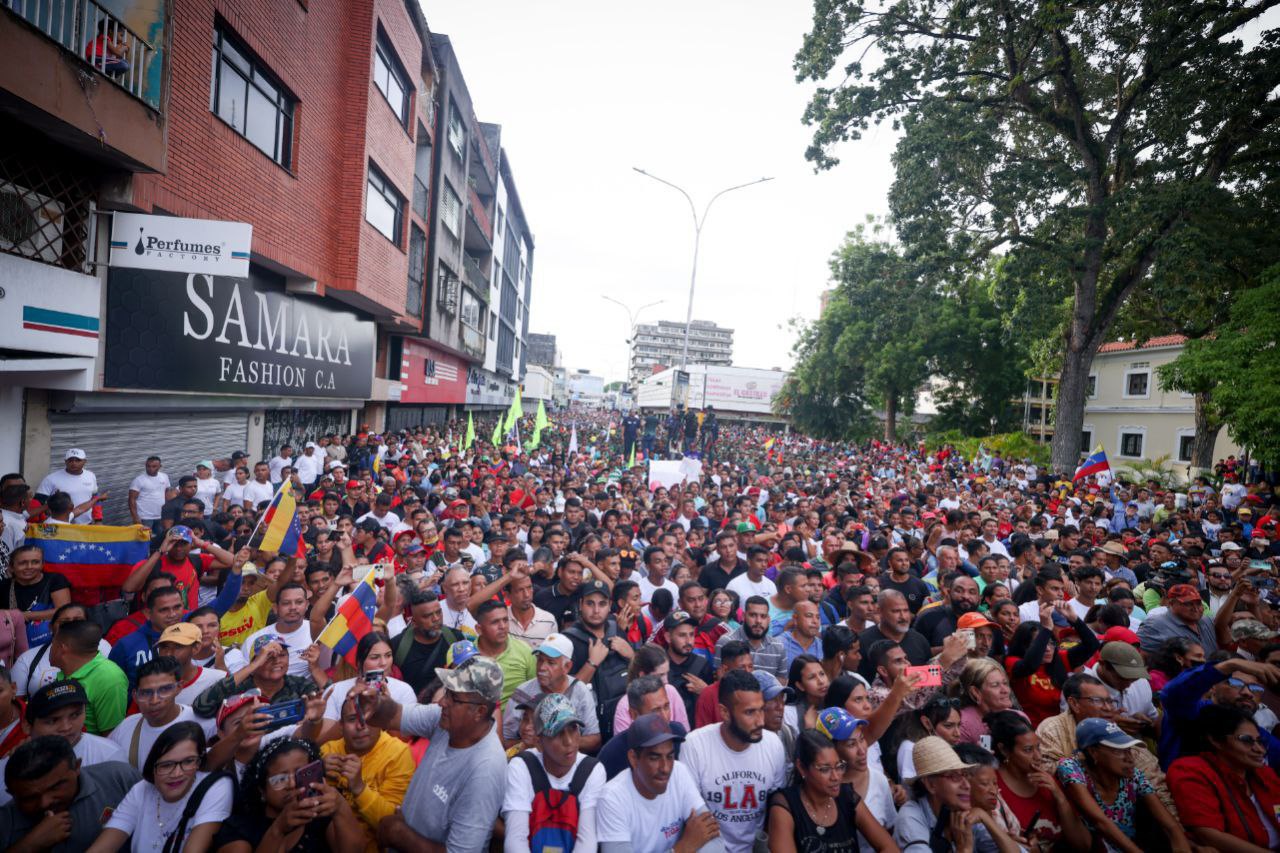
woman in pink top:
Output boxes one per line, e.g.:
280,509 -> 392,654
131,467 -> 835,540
612,645 -> 690,733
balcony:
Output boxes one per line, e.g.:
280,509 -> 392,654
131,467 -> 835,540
467,186 -> 492,242
5,0 -> 161,109
461,322 -> 485,360
463,253 -> 489,294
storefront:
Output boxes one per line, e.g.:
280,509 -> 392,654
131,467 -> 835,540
385,337 -> 468,432
466,365 -> 518,412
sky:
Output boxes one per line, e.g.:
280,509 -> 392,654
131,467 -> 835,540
422,0 -> 899,383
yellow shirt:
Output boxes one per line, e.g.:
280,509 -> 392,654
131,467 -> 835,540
218,590 -> 271,648
320,731 -> 415,852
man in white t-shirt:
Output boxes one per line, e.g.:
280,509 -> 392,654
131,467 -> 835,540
241,584 -> 314,677
502,692 -> 608,852
35,448 -> 98,524
107,657 -> 216,769
0,681 -> 125,806
128,456 -> 172,530
439,567 -> 478,636
294,442 -> 325,489
678,669 -> 786,853
267,444 -> 293,485
636,547 -> 680,606
595,712 -> 722,853
726,549 -> 776,603
241,461 -> 276,510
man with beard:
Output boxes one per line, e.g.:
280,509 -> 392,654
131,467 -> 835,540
1158,655 -> 1280,769
713,596 -> 788,683
563,580 -> 633,737
912,574 -> 981,653
856,590 -> 933,682
390,590 -> 464,695
678,669 -> 786,853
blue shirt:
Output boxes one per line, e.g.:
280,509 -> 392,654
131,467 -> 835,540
1158,662 -> 1280,769
780,631 -> 822,668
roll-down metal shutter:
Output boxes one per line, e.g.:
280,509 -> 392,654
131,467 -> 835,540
48,411 -> 250,525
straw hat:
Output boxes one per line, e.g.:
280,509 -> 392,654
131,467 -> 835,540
910,736 -> 975,780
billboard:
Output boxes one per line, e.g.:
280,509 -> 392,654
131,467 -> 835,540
693,367 -> 786,414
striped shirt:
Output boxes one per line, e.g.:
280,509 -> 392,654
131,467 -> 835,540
714,625 -> 789,682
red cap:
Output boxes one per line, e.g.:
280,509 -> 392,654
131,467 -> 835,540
957,612 -> 997,630
1167,584 -> 1202,604
393,529 -> 417,542
345,481 -> 362,491
1101,626 -> 1141,646
216,694 -> 261,728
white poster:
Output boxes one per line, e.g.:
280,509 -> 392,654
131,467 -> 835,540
110,212 -> 252,277
648,460 -> 686,491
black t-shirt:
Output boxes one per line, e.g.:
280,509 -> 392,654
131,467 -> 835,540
337,500 -> 370,518
213,812 -> 332,852
856,624 -> 933,681
879,574 -> 932,613
667,652 -> 710,722
160,496 -> 188,524
394,630 -> 453,695
698,558 -> 744,593
534,584 -> 581,630
912,606 -> 958,647
0,573 -> 70,611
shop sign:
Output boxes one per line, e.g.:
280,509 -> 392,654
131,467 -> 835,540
110,212 -> 252,277
104,268 -> 374,398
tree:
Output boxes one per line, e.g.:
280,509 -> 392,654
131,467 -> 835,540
775,303 -> 879,441
1158,267 -> 1280,470
796,0 -> 1280,473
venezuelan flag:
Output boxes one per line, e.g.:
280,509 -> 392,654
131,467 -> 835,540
251,481 -> 304,557
1073,445 -> 1112,483
316,575 -> 378,666
24,522 -> 150,605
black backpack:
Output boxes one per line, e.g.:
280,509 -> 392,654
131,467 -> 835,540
564,622 -> 629,739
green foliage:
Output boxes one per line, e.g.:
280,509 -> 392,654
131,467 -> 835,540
1114,454 -> 1181,490
1159,268 -> 1280,467
924,430 -> 1052,468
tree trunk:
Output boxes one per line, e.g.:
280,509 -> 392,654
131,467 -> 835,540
884,393 -> 897,443
1190,390 -> 1221,477
1050,346 -> 1093,475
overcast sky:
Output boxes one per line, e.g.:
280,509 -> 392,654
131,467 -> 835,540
423,0 -> 899,383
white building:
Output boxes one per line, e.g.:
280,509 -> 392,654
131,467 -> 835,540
521,365 -> 554,404
637,365 -> 789,423
628,319 -> 733,388
567,370 -> 607,407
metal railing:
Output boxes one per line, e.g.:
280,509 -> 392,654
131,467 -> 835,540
4,0 -> 160,108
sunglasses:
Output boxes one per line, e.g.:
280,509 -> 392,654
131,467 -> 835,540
1226,678 -> 1267,694
1234,734 -> 1267,747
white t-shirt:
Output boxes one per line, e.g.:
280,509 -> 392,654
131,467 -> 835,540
386,613 -> 408,637
502,750 -> 607,853
596,761 -> 709,853
294,452 -> 324,484
105,772 -> 234,852
355,511 -> 402,534
241,480 -> 275,510
1067,597 -> 1093,622
128,472 -> 172,521
860,767 -> 898,853
679,724 -> 787,853
727,573 -> 777,602
636,574 -> 680,606
268,455 -> 292,484
194,477 -> 221,516
176,667 -> 228,706
323,675 -> 417,721
37,468 -> 98,524
242,621 -> 314,677
12,637 -> 112,696
108,706 -> 218,770
0,732 -> 124,805
193,648 -> 248,674
440,599 -> 477,635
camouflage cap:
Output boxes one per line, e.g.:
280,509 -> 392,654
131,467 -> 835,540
436,656 -> 503,705
1231,619 -> 1280,642
533,692 -> 583,737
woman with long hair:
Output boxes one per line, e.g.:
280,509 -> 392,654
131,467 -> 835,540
896,695 -> 964,783
611,644 -> 689,732
212,737 -> 364,852
709,588 -> 740,630
88,722 -> 233,853
1004,601 -> 1100,726
991,600 -> 1020,645
1147,636 -> 1205,693
310,631 -> 417,743
954,658 -> 1016,744
767,726 -> 899,852
988,710 -> 1090,851
786,655 -> 830,732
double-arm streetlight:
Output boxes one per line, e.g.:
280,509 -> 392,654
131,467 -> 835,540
632,168 -> 774,370
601,295 -> 664,386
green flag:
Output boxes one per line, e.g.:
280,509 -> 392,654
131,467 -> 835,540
534,400 -> 550,431
628,442 -> 636,468
503,394 -> 524,435
490,417 -> 502,446
464,412 -> 475,450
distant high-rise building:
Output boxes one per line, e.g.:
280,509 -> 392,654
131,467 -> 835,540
628,319 -> 733,388
526,333 -> 558,368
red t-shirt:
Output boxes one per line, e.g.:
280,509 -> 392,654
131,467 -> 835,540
997,771 -> 1064,843
1005,654 -> 1066,728
130,553 -> 208,610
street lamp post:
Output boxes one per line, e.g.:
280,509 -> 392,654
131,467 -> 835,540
600,295 -> 663,387
632,168 -> 773,370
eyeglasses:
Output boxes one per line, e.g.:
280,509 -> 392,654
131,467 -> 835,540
154,755 -> 200,775
1077,696 -> 1121,709
1227,678 -> 1267,694
935,770 -> 969,783
136,683 -> 179,701
266,771 -> 292,789
1233,734 -> 1267,748
811,761 -> 848,775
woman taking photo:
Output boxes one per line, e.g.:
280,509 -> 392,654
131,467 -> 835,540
1057,717 -> 1190,853
1168,703 -> 1280,852
311,631 -> 416,743
1004,601 -> 1100,726
767,727 -> 900,852
213,737 -> 365,852
897,695 -> 964,783
893,736 -> 1020,853
988,710 -> 1089,851
955,658 -> 1016,745
611,644 -> 689,733
787,654 -> 830,732
88,722 -> 233,853
824,707 -> 900,850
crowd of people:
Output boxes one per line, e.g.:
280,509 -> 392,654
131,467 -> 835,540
0,410 -> 1276,852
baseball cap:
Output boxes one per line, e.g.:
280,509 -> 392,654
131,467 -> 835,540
447,640 -> 478,668
1100,626 -> 1140,646
533,692 -> 584,736
514,691 -> 544,712
816,707 -> 868,742
435,656 -> 503,705
956,612 -> 997,630
1076,718 -> 1143,750
753,671 -> 795,702
240,562 -> 260,577
1231,619 -> 1280,642
64,448 -> 86,460
1167,583 -> 1202,604
1222,542 -> 1244,551
535,633 -> 574,659
735,521 -> 757,534
168,525 -> 194,543
25,681 -> 87,723
1100,641 -> 1149,679
1240,507 -> 1255,516
346,481 -> 363,491
230,451 -> 249,460
216,693 -> 262,728
250,633 -> 287,658
663,610 -> 698,633
158,623 -> 202,646
196,460 -> 213,470
580,579 -> 610,600
329,460 -> 345,470
626,712 -> 684,750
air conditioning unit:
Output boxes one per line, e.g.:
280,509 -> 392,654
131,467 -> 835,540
0,181 -> 66,264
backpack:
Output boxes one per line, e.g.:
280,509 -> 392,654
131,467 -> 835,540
563,623 -> 629,739
517,751 -> 598,853
161,771 -> 233,853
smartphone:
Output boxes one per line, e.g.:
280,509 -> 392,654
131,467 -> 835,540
260,699 -> 304,726
363,670 -> 386,685
1251,560 -> 1273,572
957,629 -> 976,651
906,664 -> 943,688
294,759 -> 324,798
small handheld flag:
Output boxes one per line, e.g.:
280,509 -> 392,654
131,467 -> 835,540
464,412 -> 476,450
1073,445 -> 1112,484
316,574 -> 378,666
249,481 -> 304,557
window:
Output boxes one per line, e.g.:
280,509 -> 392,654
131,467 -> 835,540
366,164 -> 404,245
489,310 -> 498,340
211,25 -> 295,168
1120,431 -> 1145,458
373,31 -> 410,126
447,99 -> 465,159
495,205 -> 505,237
1081,430 -> 1093,450
1086,374 -> 1097,398
461,289 -> 481,329
441,182 -> 463,237
1178,434 -> 1195,462
407,226 -> 426,316
1124,370 -> 1150,398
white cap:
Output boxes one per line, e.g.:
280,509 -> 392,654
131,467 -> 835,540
328,460 -> 345,470
305,442 -> 319,450
1222,542 -> 1244,551
534,633 -> 574,659
65,448 -> 86,460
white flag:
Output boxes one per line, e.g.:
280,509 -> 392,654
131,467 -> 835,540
568,423 -> 579,456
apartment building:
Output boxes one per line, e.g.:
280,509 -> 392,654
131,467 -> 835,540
628,319 -> 733,388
